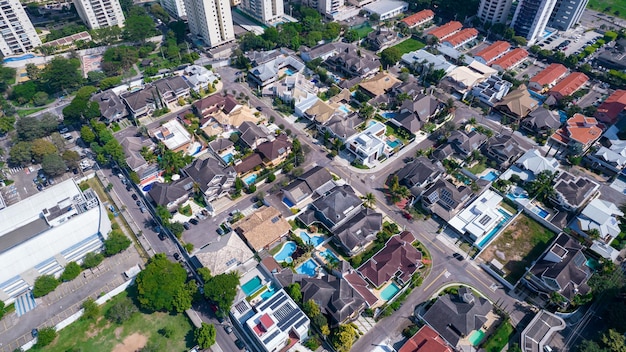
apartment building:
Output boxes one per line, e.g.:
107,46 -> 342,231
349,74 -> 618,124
477,0 -> 513,24
184,0 -> 235,48
73,0 -> 125,29
511,0 -> 557,46
160,0 -> 187,19
548,0 -> 589,31
0,0 -> 42,56
240,0 -> 284,25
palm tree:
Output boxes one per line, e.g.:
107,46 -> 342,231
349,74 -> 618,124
527,170 -> 557,202
361,192 -> 376,208
587,228 -> 601,240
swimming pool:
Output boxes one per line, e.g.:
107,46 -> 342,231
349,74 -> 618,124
477,208 -> 513,248
380,283 -> 401,300
468,330 -> 485,346
3,54 -> 36,62
261,285 -> 277,300
244,174 -> 257,185
381,112 -> 397,119
296,259 -> 319,277
387,139 -> 402,149
274,241 -> 296,263
221,153 -> 233,163
338,104 -> 351,114
285,68 -> 296,76
142,183 -> 154,192
322,249 -> 339,262
241,276 -> 263,296
191,144 -> 202,155
481,171 -> 499,181
507,192 -> 529,201
532,205 -> 550,218
367,120 -> 377,128
300,231 -> 324,247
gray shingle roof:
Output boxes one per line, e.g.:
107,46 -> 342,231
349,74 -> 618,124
184,157 -> 235,193
301,275 -> 366,326
148,178 -> 191,207
91,89 -> 128,122
239,121 -> 269,148
395,156 -> 445,188
311,185 -> 363,228
333,208 -> 382,254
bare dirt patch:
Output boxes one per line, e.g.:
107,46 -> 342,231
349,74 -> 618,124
111,333 -> 148,352
85,319 -> 109,339
114,327 -> 123,339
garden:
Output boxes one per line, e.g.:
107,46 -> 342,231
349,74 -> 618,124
391,38 -> 426,54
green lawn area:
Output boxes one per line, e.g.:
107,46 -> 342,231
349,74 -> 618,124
391,38 -> 426,54
479,214 -> 556,284
482,320 -> 514,352
467,161 -> 487,175
588,0 -> 626,19
354,23 -> 374,39
17,107 -> 45,118
30,291 -> 195,352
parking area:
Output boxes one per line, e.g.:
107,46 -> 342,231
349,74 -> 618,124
540,29 -> 603,56
516,60 -> 547,80
577,83 -> 609,108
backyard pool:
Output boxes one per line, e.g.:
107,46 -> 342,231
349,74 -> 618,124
507,192 -> 529,201
381,112 -> 396,119
532,205 -> 550,218
322,249 -> 339,263
380,283 -> 401,300
386,139 -> 402,149
300,231 -> 324,247
338,104 -> 351,114
477,208 -> 513,248
481,171 -> 499,181
3,54 -> 36,62
296,259 -> 319,277
221,153 -> 233,163
285,68 -> 296,76
142,183 -> 154,192
468,330 -> 485,346
244,174 -> 257,185
274,241 -> 296,263
241,276 -> 263,296
261,285 -> 277,300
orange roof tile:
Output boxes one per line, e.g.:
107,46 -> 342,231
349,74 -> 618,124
398,325 -> 453,352
553,113 -> 604,146
443,28 -> 478,47
595,90 -> 626,124
429,21 -> 463,40
474,41 -> 511,63
530,63 -> 568,89
401,9 -> 435,27
549,72 -> 589,98
491,48 -> 528,70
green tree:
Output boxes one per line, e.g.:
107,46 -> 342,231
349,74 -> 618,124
136,253 -> 188,311
9,141 -> 32,166
31,139 -> 57,163
33,275 -> 60,297
330,324 -> 357,352
11,81 -> 38,104
62,150 -> 81,169
602,329 -> 626,352
526,170 -> 556,202
194,323 -> 216,349
40,57 -> 82,93
172,281 -> 198,313
578,340 -> 607,352
286,283 -> 302,302
82,252 -> 104,269
124,9 -> 156,42
106,296 -> 138,324
42,154 -> 67,177
303,299 -> 321,317
0,300 -> 5,320
344,29 -> 359,42
35,327 -> 57,347
81,298 -> 100,321
0,116 -> 15,134
104,231 -> 132,256
0,63 -> 16,93
361,192 -> 376,208
33,92 -> 49,106
380,47 -> 402,68
60,262 -> 82,282
203,272 -> 240,315
197,267 -> 211,281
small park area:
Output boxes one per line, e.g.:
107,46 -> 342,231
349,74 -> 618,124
392,38 -> 426,54
587,0 -> 626,20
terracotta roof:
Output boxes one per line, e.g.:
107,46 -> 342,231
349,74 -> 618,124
530,63 -> 568,89
491,48 -> 528,70
358,231 -> 422,287
474,41 -> 511,63
429,21 -> 463,40
235,207 -> 291,250
234,153 -> 264,174
398,325 -> 453,352
549,72 -> 589,98
595,90 -> 626,124
343,272 -> 379,306
443,28 -> 478,47
552,113 -> 603,146
359,72 -> 401,97
401,9 -> 435,27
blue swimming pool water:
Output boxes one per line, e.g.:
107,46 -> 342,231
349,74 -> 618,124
244,174 -> 257,185
3,54 -> 35,62
241,276 -> 263,296
221,153 -> 233,163
481,171 -> 499,181
282,197 -> 295,207
142,183 -> 154,192
507,192 -> 529,201
381,112 -> 397,119
296,259 -> 319,277
381,283 -> 401,300
285,68 -> 296,76
558,110 -> 568,123
322,249 -> 339,262
477,208 -> 513,248
367,120 -> 377,128
533,206 -> 550,218
274,241 -> 296,263
260,285 -> 277,300
192,145 -> 202,155
387,139 -> 402,149
300,231 -> 324,247
338,104 -> 351,114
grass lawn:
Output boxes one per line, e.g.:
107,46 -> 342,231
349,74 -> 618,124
588,0 -> 626,19
482,320 -> 514,352
354,23 -> 374,39
17,107 -> 45,117
467,161 -> 487,175
480,214 -> 556,284
30,291 -> 195,352
392,38 -> 426,54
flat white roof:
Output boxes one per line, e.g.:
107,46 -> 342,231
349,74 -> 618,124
364,0 -> 408,15
449,189 -> 503,239
154,120 -> 192,151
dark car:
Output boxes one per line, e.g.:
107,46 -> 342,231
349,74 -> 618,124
136,200 -> 141,206
173,253 -> 181,260
183,222 -> 190,230
131,194 -> 138,201
158,232 -> 166,241
189,218 -> 198,225
32,329 -> 38,338
235,339 -> 245,350
257,106 -> 263,111
126,184 -> 132,191
453,253 -> 464,261
37,184 -> 43,191
217,227 -> 225,235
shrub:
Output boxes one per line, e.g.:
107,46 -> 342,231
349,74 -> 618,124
104,231 -> 131,256
106,296 -> 138,324
33,275 -> 59,298
35,327 -> 57,347
81,298 -> 99,321
60,262 -> 82,282
82,252 -> 104,269
267,173 -> 276,182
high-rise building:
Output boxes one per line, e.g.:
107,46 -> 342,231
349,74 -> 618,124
240,0 -> 284,24
160,0 -> 187,19
477,0 -> 513,24
183,0 -> 234,48
0,0 -> 41,56
511,0 -> 557,46
317,0 -> 342,17
73,0 -> 125,29
547,0 -> 589,30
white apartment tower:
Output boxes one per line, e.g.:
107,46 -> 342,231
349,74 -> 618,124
0,0 -> 41,56
511,0 -> 557,46
160,0 -> 187,19
240,0 -> 284,24
477,0 -> 513,24
317,0 -> 343,17
183,0 -> 234,48
547,0 -> 589,30
73,0 -> 125,29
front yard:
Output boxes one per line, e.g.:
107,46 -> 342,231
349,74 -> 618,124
480,214 -> 556,284
391,38 -> 427,54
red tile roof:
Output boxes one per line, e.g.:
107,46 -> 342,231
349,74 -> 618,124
595,90 -> 626,124
530,63 -> 568,89
474,41 -> 511,63
358,231 -> 422,287
398,325 -> 453,352
548,72 -> 589,99
344,272 -> 379,307
401,9 -> 435,28
552,113 -> 604,146
260,313 -> 274,329
490,48 -> 528,70
429,21 -> 463,40
443,28 -> 478,48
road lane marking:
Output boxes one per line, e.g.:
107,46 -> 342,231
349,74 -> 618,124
422,269 -> 447,292
467,269 -> 492,291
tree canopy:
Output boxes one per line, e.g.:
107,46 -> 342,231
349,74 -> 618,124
42,154 -> 67,177
203,272 -> 240,315
104,230 -> 132,256
124,8 -> 157,42
381,47 -> 402,69
40,57 -> 82,93
194,323 -> 216,349
136,253 -> 188,312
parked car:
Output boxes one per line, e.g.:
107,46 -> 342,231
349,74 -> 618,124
224,325 -> 233,334
453,253 -> 464,261
217,227 -> 225,235
158,232 -> 166,241
173,253 -> 181,260
136,200 -> 142,206
235,339 -> 245,350
189,218 -> 198,225
31,329 -> 38,338
183,222 -> 190,230
131,194 -> 138,201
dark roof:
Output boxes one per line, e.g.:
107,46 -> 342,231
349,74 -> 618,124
485,134 -> 523,160
257,134 -> 292,161
524,107 -> 562,131
209,138 -> 234,153
234,153 -> 264,174
422,179 -> 473,221
300,275 -> 366,326
184,157 -> 235,193
122,76 -> 191,112
239,121 -> 269,148
449,130 -> 487,156
343,272 -> 379,307
325,113 -> 360,140
358,231 -> 422,287
283,166 -> 334,204
148,178 -> 191,206
422,287 -> 493,347
552,172 -> 598,209
311,185 -> 363,228
273,267 -> 308,287
119,136 -> 154,170
333,208 -> 383,253
432,144 -> 455,161
395,157 -> 445,189
91,89 -> 128,121
193,94 -> 239,115
391,112 -> 423,132
400,95 -> 442,121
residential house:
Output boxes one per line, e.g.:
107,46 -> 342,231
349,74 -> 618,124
299,184 -> 363,231
520,311 -> 566,352
398,325 -> 453,352
427,21 -> 463,40
400,9 -> 435,28
300,42 -> 340,63
573,198 -> 623,246
528,63 -> 568,92
121,76 -> 192,119
490,48 -> 529,72
448,189 -> 506,248
300,275 -> 367,326
366,28 -> 400,52
193,94 -> 240,120
257,134 -> 292,166
332,207 -> 383,256
358,231 -> 422,287
471,75 -> 512,106
550,113 -> 604,154
548,72 -> 589,101
321,112 -> 361,142
390,94 -> 444,134
303,99 -> 337,125
119,136 -> 159,186
448,130 -> 488,158
401,49 -> 457,74
282,166 -> 334,207
473,41 -> 511,65
484,134 -> 524,168
193,233 -> 254,275
345,120 -> 387,167
343,271 -> 379,307
595,90 -> 626,125
325,44 -> 381,78
548,172 -> 599,212
500,148 -> 560,182
246,48 -> 294,66
587,125 -> 626,174
209,138 -> 235,155
442,61 -> 497,99
359,72 -> 401,98
394,156 -> 445,197
238,121 -> 271,149
147,178 -> 191,211
183,65 -> 219,91
235,206 -> 291,251
184,156 -> 236,203
91,89 -> 128,123
422,179 -> 473,221
521,107 -> 562,136
273,72 -> 319,116
494,84 -> 538,121
421,287 -> 493,350
149,119 -> 193,154
441,28 -> 478,49
524,233 -> 592,306
248,53 -> 305,87
234,153 -> 264,177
